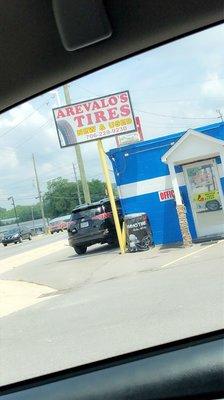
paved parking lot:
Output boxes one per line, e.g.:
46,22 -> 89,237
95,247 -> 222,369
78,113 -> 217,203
0,233 -> 223,385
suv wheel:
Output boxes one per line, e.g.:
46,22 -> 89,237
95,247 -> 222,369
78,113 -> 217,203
74,245 -> 87,255
28,234 -> 32,240
107,238 -> 118,247
3,243 -> 7,247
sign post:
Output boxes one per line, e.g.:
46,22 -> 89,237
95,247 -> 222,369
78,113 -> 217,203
97,139 -> 125,254
63,84 -> 91,204
53,90 -> 136,254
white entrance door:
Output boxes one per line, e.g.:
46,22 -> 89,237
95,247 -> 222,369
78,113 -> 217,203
183,159 -> 224,238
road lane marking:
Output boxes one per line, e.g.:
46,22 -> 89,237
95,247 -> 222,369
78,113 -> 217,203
0,279 -> 57,318
160,240 -> 223,269
0,239 -> 68,274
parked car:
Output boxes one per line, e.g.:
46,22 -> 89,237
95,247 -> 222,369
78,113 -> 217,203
60,214 -> 71,230
1,226 -> 32,246
48,217 -> 63,234
49,215 -> 71,234
68,199 -> 123,254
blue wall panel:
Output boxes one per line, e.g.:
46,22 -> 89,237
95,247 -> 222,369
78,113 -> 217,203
120,193 -> 181,244
110,144 -> 170,186
109,122 -> 224,244
109,122 -> 224,187
120,188 -> 198,245
220,177 -> 224,192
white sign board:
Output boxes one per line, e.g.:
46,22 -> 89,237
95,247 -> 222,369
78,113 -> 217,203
115,116 -> 144,147
158,189 -> 175,202
53,91 -> 136,147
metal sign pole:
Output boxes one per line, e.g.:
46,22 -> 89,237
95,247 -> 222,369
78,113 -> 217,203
97,139 -> 125,254
32,154 -> 48,234
63,84 -> 91,204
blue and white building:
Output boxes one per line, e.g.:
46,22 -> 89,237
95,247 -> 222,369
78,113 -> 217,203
108,122 -> 224,245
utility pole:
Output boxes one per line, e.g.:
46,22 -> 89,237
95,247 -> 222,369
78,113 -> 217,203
216,109 -> 224,123
31,206 -> 35,233
8,196 -> 20,229
63,84 -> 91,204
32,154 -> 47,233
72,163 -> 82,205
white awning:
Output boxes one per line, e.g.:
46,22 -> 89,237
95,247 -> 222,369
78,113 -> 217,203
161,129 -> 224,165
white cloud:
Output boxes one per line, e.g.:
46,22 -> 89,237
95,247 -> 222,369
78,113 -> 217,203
201,73 -> 224,97
0,102 -> 45,132
39,162 -> 55,175
0,24 -> 224,208
0,147 -> 19,170
0,187 -> 8,202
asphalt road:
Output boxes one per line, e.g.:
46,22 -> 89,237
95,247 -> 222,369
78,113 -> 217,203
0,234 -> 223,386
0,232 -> 66,260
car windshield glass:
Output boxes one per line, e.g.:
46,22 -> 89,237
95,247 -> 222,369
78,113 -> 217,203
5,229 -> 19,235
49,219 -> 60,224
0,24 -> 223,386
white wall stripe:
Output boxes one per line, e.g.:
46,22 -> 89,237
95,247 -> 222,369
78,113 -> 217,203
118,163 -> 224,200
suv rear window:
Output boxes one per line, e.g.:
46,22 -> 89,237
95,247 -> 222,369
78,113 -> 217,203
71,206 -> 103,221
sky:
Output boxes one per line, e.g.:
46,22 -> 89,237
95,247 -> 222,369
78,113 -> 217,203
0,24 -> 224,210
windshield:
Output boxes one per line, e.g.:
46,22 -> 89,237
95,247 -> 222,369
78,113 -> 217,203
5,229 -> 19,235
49,218 -> 60,224
0,24 -> 223,386
71,206 -> 103,220
62,215 -> 71,221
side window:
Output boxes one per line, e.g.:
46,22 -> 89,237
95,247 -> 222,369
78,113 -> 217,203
104,202 -> 112,213
70,213 -> 77,221
104,201 -> 121,213
116,200 -> 122,213
95,207 -> 103,215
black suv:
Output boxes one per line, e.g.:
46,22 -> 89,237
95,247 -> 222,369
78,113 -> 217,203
68,199 -> 122,254
2,226 -> 32,246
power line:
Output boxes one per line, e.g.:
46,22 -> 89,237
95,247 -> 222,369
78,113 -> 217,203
0,96 -> 53,139
70,75 -> 224,98
129,75 -> 224,92
66,81 -> 222,121
1,169 -> 73,191
136,109 -> 220,120
13,119 -> 53,150
134,97 -> 224,105
216,109 -> 224,122
0,170 -> 104,197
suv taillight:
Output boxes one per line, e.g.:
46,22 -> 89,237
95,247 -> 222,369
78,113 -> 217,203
92,212 -> 112,220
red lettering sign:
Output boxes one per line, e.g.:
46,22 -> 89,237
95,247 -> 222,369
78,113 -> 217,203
53,91 -> 136,147
158,189 -> 175,202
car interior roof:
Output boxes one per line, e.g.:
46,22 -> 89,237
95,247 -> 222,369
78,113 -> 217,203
1,2 -> 224,399
0,0 -> 223,113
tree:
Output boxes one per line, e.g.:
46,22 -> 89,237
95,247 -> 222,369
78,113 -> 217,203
0,178 -> 116,224
0,204 -> 42,224
88,179 -> 107,202
44,178 -> 78,219
43,178 -> 107,219
14,204 -> 42,222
